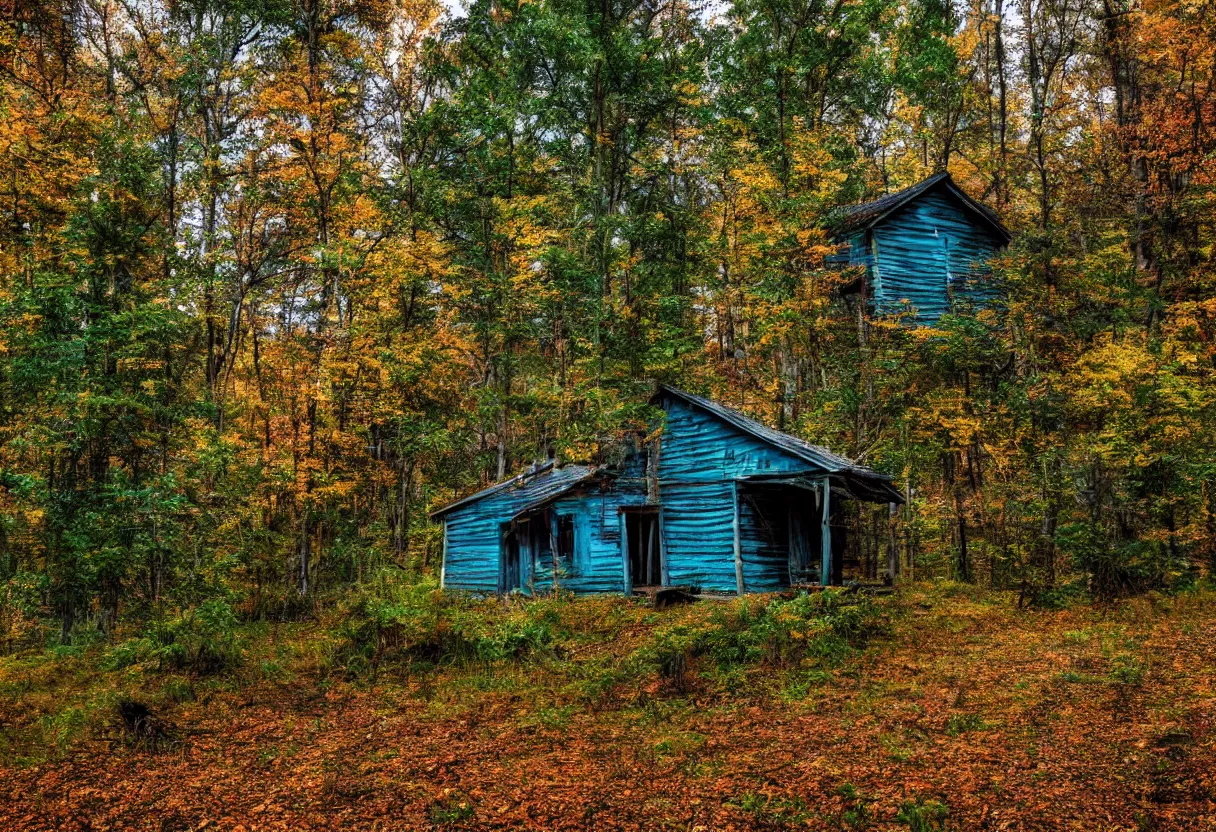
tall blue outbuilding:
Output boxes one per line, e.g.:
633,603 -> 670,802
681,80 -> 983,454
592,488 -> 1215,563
432,386 -> 903,596
830,172 -> 1012,323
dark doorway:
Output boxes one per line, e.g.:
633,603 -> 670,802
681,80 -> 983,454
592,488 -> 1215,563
501,525 -> 523,592
625,509 -> 662,588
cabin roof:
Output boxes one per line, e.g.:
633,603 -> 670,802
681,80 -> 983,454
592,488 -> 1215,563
429,463 -> 602,520
431,388 -> 905,521
655,385 -> 903,503
831,172 -> 1011,245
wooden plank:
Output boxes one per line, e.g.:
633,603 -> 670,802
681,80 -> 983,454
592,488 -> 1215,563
820,478 -> 832,587
733,480 -> 745,594
646,517 -> 657,586
620,510 -> 631,595
440,521 -> 448,590
887,501 -> 899,584
657,508 -> 670,587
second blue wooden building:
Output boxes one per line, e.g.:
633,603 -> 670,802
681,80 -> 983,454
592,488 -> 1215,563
830,172 -> 1012,323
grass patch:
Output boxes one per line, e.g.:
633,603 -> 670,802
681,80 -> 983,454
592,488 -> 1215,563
945,711 -> 987,736
730,791 -> 812,823
898,797 -> 951,831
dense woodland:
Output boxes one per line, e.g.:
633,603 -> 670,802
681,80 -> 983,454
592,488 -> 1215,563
0,0 -> 1214,644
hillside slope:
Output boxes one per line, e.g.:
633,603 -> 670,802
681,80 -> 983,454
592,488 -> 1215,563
2,586 -> 1214,831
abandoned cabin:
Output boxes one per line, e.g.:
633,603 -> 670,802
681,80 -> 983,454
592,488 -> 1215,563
829,172 -> 1012,323
431,386 -> 904,596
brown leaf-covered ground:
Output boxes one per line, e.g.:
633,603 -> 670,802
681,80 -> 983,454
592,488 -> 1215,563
3,586 -> 1215,831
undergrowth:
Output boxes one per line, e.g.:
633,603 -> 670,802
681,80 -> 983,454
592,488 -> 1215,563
325,576 -> 885,697
329,578 -> 565,676
632,590 -> 885,692
104,599 -> 244,675
4,580 -> 1155,765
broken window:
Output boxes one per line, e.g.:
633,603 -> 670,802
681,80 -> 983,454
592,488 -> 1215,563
556,514 -> 575,566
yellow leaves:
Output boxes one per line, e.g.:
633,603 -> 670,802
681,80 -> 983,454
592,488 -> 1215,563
1065,332 -> 1214,471
908,392 -> 984,448
673,78 -> 702,107
1070,337 -> 1157,414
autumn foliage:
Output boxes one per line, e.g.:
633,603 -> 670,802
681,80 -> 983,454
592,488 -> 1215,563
0,0 -> 1215,823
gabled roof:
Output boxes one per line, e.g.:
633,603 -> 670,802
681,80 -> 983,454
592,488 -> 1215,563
831,172 -> 1011,245
429,463 -> 603,520
654,385 -> 903,503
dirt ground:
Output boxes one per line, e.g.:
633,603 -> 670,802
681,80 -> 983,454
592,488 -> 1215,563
3,587 -> 1215,831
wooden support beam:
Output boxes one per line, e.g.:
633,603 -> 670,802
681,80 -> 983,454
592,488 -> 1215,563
646,517 -> 657,586
620,512 -> 630,594
658,510 -> 670,588
440,521 -> 448,590
887,501 -> 899,585
732,480 -> 745,595
821,478 -> 832,587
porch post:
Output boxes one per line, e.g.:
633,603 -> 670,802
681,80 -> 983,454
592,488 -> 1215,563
820,478 -> 832,587
440,521 -> 448,590
886,501 -> 899,585
732,480 -> 745,595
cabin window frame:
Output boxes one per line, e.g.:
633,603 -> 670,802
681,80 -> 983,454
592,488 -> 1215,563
554,512 -> 577,571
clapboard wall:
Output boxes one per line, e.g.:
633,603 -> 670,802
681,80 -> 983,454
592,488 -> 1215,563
528,488 -> 648,594
440,469 -> 645,594
655,393 -> 828,593
838,184 -> 1007,324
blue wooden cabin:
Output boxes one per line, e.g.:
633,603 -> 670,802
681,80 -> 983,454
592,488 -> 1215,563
432,386 -> 903,596
830,172 -> 1012,323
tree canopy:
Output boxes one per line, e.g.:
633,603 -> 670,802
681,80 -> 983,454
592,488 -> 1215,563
1,0 -> 1214,640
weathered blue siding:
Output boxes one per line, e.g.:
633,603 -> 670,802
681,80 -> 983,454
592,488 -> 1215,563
528,487 -> 648,594
442,496 -> 514,592
656,394 -> 826,593
864,191 -> 1003,322
826,231 -> 872,272
440,388 -> 895,596
441,470 -> 647,595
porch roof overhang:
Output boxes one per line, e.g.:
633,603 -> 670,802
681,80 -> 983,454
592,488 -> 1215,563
738,471 -> 904,505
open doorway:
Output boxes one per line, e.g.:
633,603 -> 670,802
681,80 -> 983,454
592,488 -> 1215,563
501,524 -> 524,592
625,508 -> 662,588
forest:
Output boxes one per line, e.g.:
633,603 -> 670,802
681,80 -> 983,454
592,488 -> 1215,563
1,0 -> 1215,828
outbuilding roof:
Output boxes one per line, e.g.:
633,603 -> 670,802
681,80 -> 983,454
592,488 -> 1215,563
831,172 -> 1011,245
429,463 -> 603,520
655,385 -> 904,503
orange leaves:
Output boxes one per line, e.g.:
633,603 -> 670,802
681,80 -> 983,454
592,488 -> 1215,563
9,590 -> 1216,830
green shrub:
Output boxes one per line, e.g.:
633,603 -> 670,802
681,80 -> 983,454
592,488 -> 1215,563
945,712 -> 986,736
1056,523 -> 1184,601
1109,653 -> 1147,686
1023,578 -> 1089,610
156,599 -> 243,674
898,798 -> 950,831
101,636 -> 159,670
332,575 -> 558,676
634,591 -> 884,689
103,599 -> 243,675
